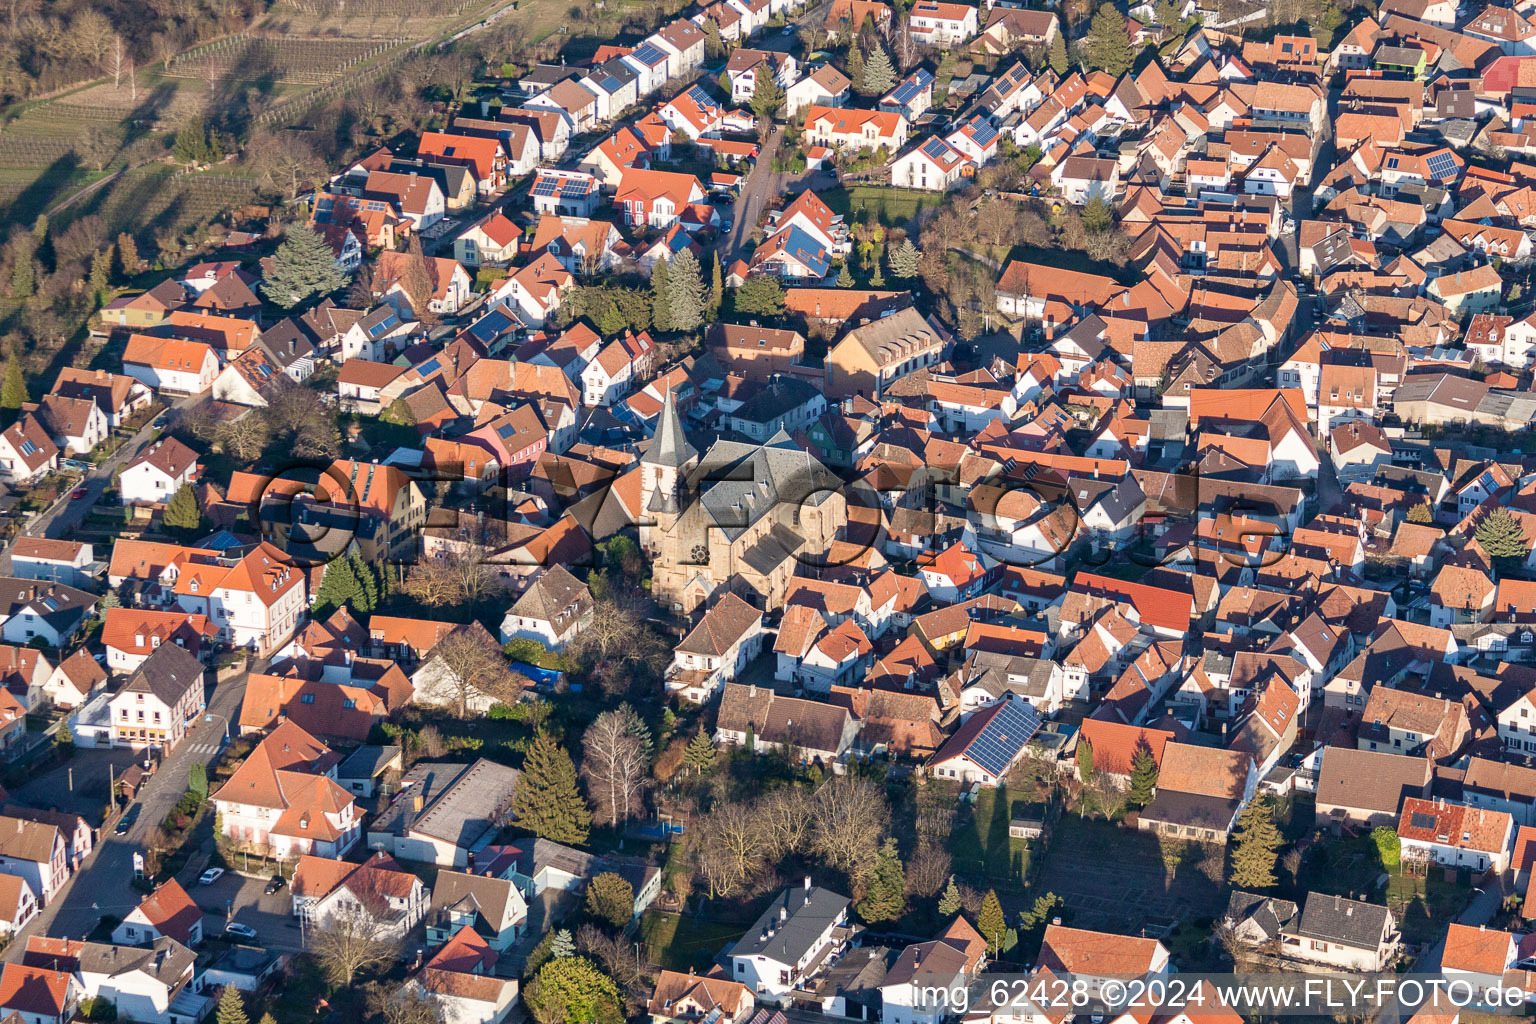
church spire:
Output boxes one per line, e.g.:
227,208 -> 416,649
643,386 -> 697,470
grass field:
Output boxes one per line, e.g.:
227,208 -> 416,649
949,786 -> 1034,889
640,911 -> 745,972
822,184 -> 947,228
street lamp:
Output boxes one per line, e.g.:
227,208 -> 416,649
203,713 -> 230,744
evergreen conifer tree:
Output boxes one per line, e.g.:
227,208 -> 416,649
651,257 -> 674,332
261,225 -> 346,310
889,238 -> 921,279
1476,506 -> 1528,562
856,837 -> 907,922
1075,737 -> 1096,783
513,732 -> 592,844
1083,3 -> 1134,75
863,43 -> 896,95
1128,742 -> 1159,807
836,263 -> 854,287
117,233 -> 139,277
978,890 -> 1007,953
938,876 -> 962,916
1,361 -> 27,413
1049,31 -> 1070,75
216,986 -> 248,1024
667,249 -> 706,331
1229,798 -> 1284,889
683,730 -> 716,774
163,483 -> 202,533
313,556 -> 363,618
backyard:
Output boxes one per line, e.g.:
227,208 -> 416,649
639,910 -> 746,972
821,185 -> 947,229
949,785 -> 1037,891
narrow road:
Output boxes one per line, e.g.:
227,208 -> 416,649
722,125 -> 785,261
3,667 -> 250,957
0,394 -> 200,574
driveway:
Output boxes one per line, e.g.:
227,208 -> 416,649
189,871 -> 307,952
3,667 -> 251,960
721,125 -> 786,261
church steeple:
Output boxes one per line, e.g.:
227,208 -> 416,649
643,387 -> 697,470
640,387 -> 697,518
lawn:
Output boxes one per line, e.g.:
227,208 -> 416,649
1385,867 -> 1467,944
1297,833 -> 1469,945
821,185 -> 947,228
949,785 -> 1034,890
639,910 -> 745,972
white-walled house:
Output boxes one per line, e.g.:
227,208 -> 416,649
119,438 -> 200,506
728,883 -> 851,1004
665,593 -> 766,703
498,566 -> 594,651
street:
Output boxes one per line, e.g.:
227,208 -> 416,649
0,393 -> 201,575
3,667 -> 249,959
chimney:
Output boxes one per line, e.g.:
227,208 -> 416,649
413,794 -> 424,812
804,875 -> 812,891
780,906 -> 788,923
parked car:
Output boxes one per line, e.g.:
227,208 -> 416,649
114,804 -> 140,836
225,922 -> 258,940
70,488 -> 88,500
264,875 -> 287,895
199,867 -> 225,885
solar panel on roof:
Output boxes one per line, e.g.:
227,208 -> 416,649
965,698 -> 1042,777
418,358 -> 443,376
634,42 -> 666,65
561,179 -> 590,198
921,136 -> 952,160
968,118 -> 1000,146
532,178 -> 560,196
1426,151 -> 1459,179
687,84 -> 714,106
1409,811 -> 1438,830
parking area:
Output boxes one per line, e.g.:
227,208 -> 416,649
13,747 -> 150,827
187,871 -> 305,951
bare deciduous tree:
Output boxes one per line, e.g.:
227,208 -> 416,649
809,776 -> 889,884
431,623 -> 521,719
758,787 -> 814,860
311,898 -> 402,986
695,800 -> 767,898
582,710 -> 648,827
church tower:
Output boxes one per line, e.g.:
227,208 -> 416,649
639,387 -> 698,552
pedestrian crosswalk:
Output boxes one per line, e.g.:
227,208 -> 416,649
186,743 -> 221,757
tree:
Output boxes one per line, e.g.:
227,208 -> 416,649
938,876 -> 963,916
515,732 -> 592,844
163,484 -> 201,533
314,556 -> 365,618
55,719 -> 73,747
1049,30 -> 1070,74
1128,741 -> 1159,807
585,872 -> 635,928
650,256 -> 673,332
809,776 -> 889,884
708,251 -> 723,321
735,274 -> 785,317
846,44 -> 866,95
862,42 -> 896,95
1407,502 -> 1433,524
750,69 -> 785,123
696,801 -> 767,898
1371,825 -> 1401,868
596,302 -> 627,336
1081,195 -> 1113,233
683,729 -> 717,775
262,225 -> 346,310
434,625 -> 520,720
549,929 -> 576,959
310,886 -> 404,985
524,928 -> 572,979
1,360 -> 27,413
525,956 -> 624,1024
836,263 -> 854,287
188,762 -> 208,800
1083,3 -> 1134,75
582,710 -> 648,827
1475,506 -> 1528,563
116,233 -> 139,277
979,889 -> 1007,953
8,236 -> 34,301
399,236 -> 437,323
666,249 -> 706,332
888,238 -> 921,280
216,986 -> 247,1024
1229,797 -> 1284,889
369,987 -> 442,1024
856,837 -> 906,923
1075,737 -> 1096,783
89,246 -> 112,298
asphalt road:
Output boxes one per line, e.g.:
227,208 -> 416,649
0,394 -> 201,575
4,667 -> 249,957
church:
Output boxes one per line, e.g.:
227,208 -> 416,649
639,389 -> 850,615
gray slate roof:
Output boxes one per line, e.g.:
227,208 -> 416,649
1287,892 -> 1392,951
730,885 -> 850,965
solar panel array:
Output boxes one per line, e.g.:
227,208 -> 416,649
1426,151 -> 1459,180
966,698 -> 1042,776
1409,811 -> 1438,831
921,136 -> 953,161
965,117 -> 1000,146
687,84 -> 715,108
633,42 -> 666,65
561,178 -> 591,198
532,176 -> 561,197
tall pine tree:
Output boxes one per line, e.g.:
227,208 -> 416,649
262,225 -> 346,310
350,551 -> 379,612
651,257 -> 673,332
862,43 -> 896,95
708,251 -> 723,321
1083,3 -> 1134,75
667,249 -> 706,331
855,837 -> 906,922
1049,31 -> 1069,75
978,889 -> 1007,953
888,238 -> 921,279
1075,737 -> 1096,783
1475,506 -> 1528,563
216,986 -> 248,1024
514,732 -> 592,844
313,555 -> 363,618
1228,798 -> 1283,889
1128,742 -> 1158,807
683,730 -> 716,774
